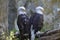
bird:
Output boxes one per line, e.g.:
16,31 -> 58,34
17,6 -> 30,40
29,6 -> 44,40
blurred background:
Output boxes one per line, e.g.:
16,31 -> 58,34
0,0 -> 60,40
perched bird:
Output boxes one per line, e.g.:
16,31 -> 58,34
17,6 -> 30,40
30,6 -> 44,40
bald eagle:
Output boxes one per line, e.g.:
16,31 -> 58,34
29,6 -> 44,40
17,6 -> 30,40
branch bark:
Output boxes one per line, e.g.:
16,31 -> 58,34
37,29 -> 60,40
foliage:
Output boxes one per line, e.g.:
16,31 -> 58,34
0,32 -> 5,40
6,30 -> 19,40
41,22 -> 54,32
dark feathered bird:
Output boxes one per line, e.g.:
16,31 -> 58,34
17,6 -> 30,40
30,6 -> 44,34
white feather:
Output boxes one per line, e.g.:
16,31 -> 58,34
18,6 -> 25,11
36,6 -> 44,14
18,11 -> 26,15
36,10 -> 43,14
31,25 -> 35,40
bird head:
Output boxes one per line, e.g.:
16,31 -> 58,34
35,6 -> 44,14
17,6 -> 26,15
